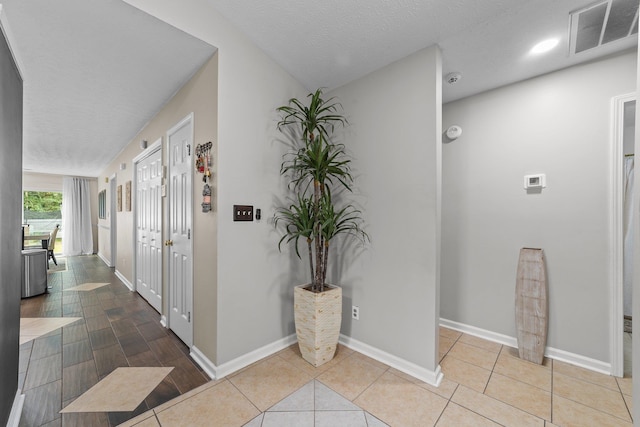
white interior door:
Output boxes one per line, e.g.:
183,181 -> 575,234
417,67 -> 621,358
135,146 -> 163,313
167,114 -> 193,347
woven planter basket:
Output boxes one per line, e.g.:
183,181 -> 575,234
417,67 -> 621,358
294,284 -> 342,367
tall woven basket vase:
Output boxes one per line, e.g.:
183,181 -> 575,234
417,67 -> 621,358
294,284 -> 342,367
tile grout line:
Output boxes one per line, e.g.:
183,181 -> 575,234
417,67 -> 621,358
432,399 -> 450,426
615,376 -> 634,421
551,369 -> 633,422
226,377 -> 265,415
550,358 -> 553,425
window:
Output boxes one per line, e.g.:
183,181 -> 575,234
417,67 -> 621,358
98,189 -> 107,219
23,191 -> 63,250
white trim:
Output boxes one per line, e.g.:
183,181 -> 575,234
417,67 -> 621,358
440,318 -> 518,348
190,333 -> 445,386
339,334 -> 443,387
160,315 -> 168,328
109,174 -> 117,269
191,335 -> 297,380
190,346 -> 217,380
132,137 -> 162,164
97,251 -> 111,267
610,92 -> 635,377
7,391 -> 24,427
115,269 -> 134,291
440,318 -> 612,375
545,347 -> 612,376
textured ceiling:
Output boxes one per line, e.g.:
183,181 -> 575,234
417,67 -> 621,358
208,0 -> 533,94
208,0 -> 637,102
1,0 -> 216,177
1,0 -> 637,177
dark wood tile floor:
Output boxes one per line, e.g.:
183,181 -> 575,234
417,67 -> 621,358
18,256 -> 210,427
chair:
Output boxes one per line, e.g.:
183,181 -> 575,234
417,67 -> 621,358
22,224 -> 39,249
48,225 -> 59,266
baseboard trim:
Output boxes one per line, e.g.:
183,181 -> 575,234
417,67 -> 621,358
114,270 -> 134,291
160,315 -> 167,328
191,334 -> 297,380
545,347 -> 612,375
439,318 -> 517,348
190,346 -> 217,380
7,391 -> 24,427
339,334 -> 443,387
189,333 -> 444,386
96,251 -> 112,267
440,318 -> 612,375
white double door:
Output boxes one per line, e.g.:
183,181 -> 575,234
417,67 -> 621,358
134,115 -> 194,347
135,147 -> 163,313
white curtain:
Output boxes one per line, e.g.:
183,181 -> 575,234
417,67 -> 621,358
623,156 -> 634,317
62,177 -> 94,256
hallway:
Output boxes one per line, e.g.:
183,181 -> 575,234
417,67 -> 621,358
18,256 -> 634,426
19,256 -> 209,427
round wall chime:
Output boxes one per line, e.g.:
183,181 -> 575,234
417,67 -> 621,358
195,141 -> 213,213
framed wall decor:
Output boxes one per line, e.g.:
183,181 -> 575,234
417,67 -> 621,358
117,185 -> 122,212
125,180 -> 131,211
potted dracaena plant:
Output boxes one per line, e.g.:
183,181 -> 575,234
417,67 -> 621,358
275,88 -> 368,367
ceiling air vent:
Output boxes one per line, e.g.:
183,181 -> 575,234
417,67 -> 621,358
569,0 -> 639,55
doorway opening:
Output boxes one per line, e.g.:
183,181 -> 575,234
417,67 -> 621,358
611,93 -> 635,377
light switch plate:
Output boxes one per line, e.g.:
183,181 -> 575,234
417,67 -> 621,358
233,205 -> 253,221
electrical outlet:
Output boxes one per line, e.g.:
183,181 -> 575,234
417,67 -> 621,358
352,305 -> 360,320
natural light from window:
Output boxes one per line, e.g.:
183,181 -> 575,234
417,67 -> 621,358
23,191 -> 63,251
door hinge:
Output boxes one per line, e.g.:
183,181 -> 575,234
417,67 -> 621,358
188,312 -> 191,322
187,144 -> 191,156
188,229 -> 191,239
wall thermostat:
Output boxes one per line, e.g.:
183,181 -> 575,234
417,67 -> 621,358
524,174 -> 546,189
446,125 -> 463,140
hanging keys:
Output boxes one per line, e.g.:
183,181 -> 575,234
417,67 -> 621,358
195,141 -> 214,182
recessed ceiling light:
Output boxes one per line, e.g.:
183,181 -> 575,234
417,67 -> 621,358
530,38 -> 559,54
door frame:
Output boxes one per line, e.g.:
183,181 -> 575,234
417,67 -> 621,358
166,112 -> 194,346
610,92 -> 635,377
109,173 -> 117,268
132,137 -> 163,298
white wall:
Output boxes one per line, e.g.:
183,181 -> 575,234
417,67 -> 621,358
123,1 -> 444,376
22,172 -> 63,192
329,45 -> 442,374
124,0 -> 307,366
442,50 -> 637,363
98,55 -> 219,360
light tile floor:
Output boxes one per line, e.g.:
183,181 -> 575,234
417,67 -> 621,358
117,328 -> 634,427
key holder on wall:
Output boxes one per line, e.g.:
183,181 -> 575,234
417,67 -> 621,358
195,141 -> 213,182
196,141 -> 214,212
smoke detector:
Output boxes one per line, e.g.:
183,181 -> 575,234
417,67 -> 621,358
445,72 -> 462,85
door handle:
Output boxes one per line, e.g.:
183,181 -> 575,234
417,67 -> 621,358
164,240 -> 173,246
